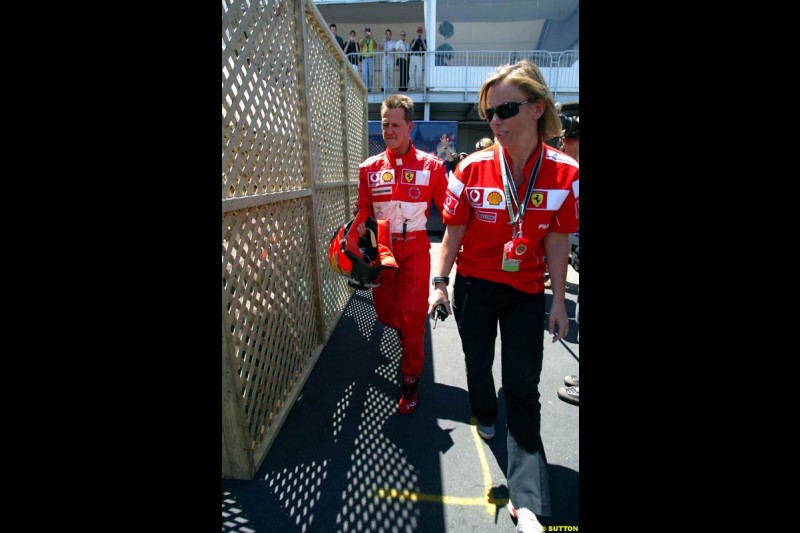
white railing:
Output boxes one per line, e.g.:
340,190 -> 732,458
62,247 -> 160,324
345,49 -> 578,98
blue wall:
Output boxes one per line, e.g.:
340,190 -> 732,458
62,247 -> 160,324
368,121 -> 458,158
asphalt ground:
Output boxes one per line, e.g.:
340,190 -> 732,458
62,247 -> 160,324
222,233 -> 580,532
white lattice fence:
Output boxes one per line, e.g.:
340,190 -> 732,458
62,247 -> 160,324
222,0 -> 366,480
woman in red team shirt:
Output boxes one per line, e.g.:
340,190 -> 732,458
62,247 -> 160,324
428,59 -> 579,532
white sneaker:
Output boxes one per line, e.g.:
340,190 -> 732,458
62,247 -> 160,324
507,501 -> 543,533
557,385 -> 579,406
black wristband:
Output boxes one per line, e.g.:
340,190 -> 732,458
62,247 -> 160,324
432,276 -> 449,286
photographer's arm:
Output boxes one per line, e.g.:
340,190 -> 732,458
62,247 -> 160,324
439,133 -> 454,162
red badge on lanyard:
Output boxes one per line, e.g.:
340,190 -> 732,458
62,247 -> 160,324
499,146 -> 543,272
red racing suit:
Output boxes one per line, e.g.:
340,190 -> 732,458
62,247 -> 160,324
355,143 -> 448,378
442,141 -> 579,293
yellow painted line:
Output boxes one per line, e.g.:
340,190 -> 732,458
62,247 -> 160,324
470,417 -> 501,516
374,488 -> 486,506
372,419 -> 509,517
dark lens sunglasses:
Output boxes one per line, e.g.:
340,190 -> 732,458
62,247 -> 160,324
484,100 -> 528,121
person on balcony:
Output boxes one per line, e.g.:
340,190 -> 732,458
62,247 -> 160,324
343,29 -> 360,74
329,23 -> 344,50
358,27 -> 376,91
408,26 -> 426,91
395,30 -> 410,91
380,29 -> 396,91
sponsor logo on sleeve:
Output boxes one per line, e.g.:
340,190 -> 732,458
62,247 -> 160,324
444,194 -> 459,215
466,187 -> 505,209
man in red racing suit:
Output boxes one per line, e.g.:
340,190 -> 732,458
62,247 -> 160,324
354,94 -> 447,415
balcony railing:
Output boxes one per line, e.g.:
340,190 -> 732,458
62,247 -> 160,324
345,49 -> 579,100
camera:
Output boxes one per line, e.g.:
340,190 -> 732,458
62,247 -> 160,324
559,114 -> 579,139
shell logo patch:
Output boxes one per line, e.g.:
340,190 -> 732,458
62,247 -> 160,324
466,187 -> 505,209
487,191 -> 503,205
369,169 -> 395,187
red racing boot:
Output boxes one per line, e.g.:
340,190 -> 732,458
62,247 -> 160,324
397,375 -> 419,415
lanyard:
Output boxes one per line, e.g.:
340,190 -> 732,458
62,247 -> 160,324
499,144 -> 543,238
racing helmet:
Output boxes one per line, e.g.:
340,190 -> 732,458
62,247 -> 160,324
328,214 -> 384,290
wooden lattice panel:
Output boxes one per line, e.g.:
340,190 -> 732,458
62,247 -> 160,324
348,183 -> 359,211
222,0 -> 306,199
345,70 -> 367,183
314,187 -> 354,336
222,0 -> 369,480
222,200 -> 319,451
303,8 -> 347,186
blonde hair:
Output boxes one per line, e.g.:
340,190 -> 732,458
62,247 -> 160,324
478,59 -> 562,141
475,137 -> 494,151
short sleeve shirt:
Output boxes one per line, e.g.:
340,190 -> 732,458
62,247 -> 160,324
441,142 -> 579,293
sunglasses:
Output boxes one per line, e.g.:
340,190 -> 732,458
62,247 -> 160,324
484,100 -> 528,121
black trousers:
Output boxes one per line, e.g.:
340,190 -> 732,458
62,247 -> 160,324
453,273 -> 551,516
396,58 -> 409,90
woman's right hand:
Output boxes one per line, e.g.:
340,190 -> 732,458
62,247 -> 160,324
427,287 -> 452,319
